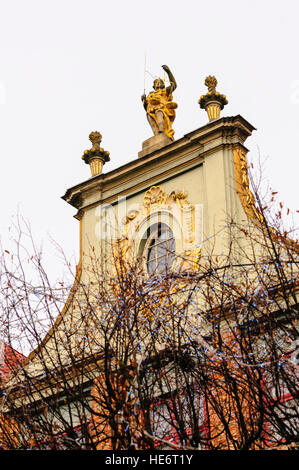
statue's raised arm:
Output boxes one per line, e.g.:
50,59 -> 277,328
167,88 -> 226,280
141,64 -> 178,141
162,64 -> 177,94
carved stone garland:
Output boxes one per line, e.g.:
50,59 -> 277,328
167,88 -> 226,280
234,148 -> 264,224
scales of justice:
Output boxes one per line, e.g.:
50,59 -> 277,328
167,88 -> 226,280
138,64 -> 178,157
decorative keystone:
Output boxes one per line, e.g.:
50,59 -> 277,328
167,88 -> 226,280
82,131 -> 110,176
198,76 -> 228,122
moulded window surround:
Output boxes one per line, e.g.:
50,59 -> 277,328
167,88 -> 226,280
135,210 -> 183,276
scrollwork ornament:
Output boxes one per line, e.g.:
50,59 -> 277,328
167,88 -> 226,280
119,185 -> 202,274
143,186 -> 166,208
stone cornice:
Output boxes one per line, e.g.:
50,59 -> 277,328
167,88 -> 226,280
62,115 -> 256,216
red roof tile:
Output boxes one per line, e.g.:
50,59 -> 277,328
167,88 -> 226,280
0,342 -> 26,378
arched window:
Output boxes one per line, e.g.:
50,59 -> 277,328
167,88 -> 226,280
144,222 -> 175,275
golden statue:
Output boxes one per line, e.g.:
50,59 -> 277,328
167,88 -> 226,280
141,65 -> 177,141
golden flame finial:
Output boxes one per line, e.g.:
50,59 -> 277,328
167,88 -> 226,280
89,131 -> 102,149
198,75 -> 228,122
82,131 -> 110,177
205,75 -> 218,93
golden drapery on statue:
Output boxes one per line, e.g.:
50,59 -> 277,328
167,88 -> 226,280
141,65 -> 177,141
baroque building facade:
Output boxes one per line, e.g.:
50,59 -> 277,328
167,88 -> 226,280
1,71 -> 298,450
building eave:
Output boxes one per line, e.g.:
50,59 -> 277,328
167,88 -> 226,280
61,115 -> 256,213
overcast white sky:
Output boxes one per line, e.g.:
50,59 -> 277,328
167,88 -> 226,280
0,0 -> 298,281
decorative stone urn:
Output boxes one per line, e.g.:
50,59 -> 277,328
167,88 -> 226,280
198,75 -> 228,122
82,131 -> 110,176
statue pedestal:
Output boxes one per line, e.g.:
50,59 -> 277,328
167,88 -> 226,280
138,134 -> 172,158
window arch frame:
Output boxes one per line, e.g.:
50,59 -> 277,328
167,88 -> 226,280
135,210 -> 183,276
